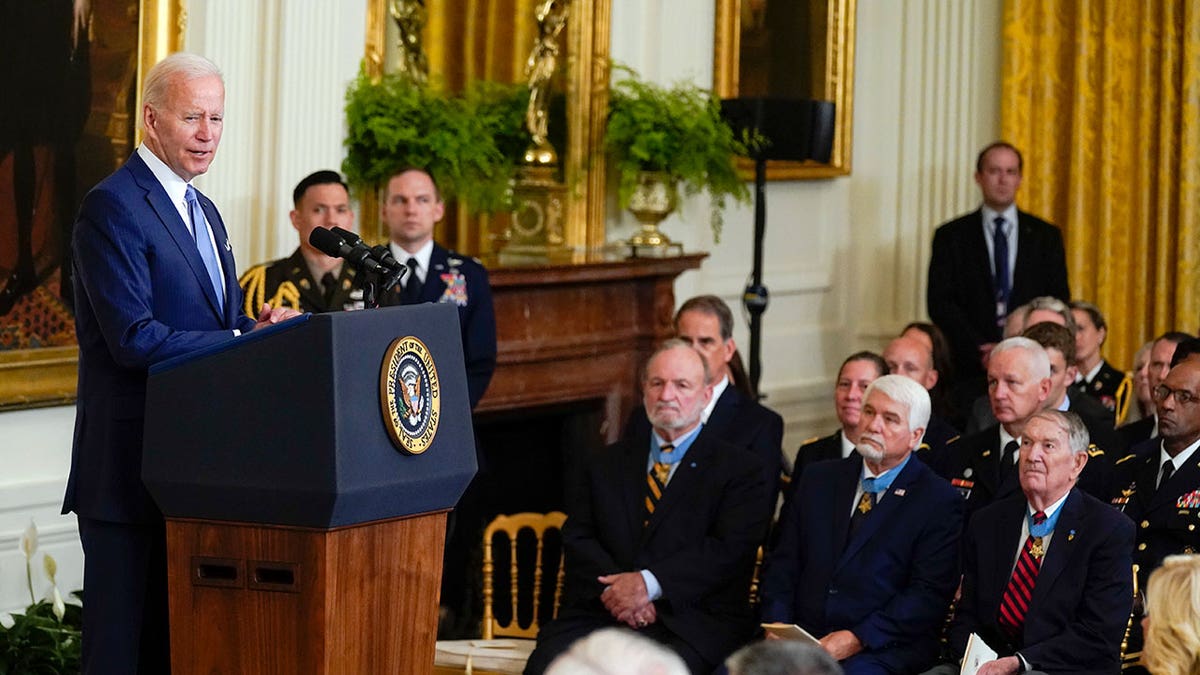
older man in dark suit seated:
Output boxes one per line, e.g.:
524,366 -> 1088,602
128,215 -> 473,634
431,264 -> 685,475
525,340 -> 772,674
761,375 -> 963,674
925,409 -> 1134,675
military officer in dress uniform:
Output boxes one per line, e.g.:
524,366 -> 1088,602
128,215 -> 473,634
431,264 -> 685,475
793,352 -> 888,481
376,167 -> 496,410
239,170 -> 364,316
1069,301 -> 1132,425
1111,358 -> 1200,590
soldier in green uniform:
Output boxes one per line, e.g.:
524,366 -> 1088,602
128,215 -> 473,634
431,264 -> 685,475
239,170 -> 363,316
1069,301 -> 1132,425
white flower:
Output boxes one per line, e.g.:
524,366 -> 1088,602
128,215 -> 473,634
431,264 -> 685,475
19,520 -> 37,560
51,587 -> 66,621
43,553 -> 58,585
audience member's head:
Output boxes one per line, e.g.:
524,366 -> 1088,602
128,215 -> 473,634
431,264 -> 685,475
382,167 -> 443,253
1003,303 -> 1031,339
1150,332 -> 1194,392
1021,322 -> 1078,409
291,170 -> 353,255
1069,301 -> 1108,371
835,352 -> 889,441
883,336 -> 939,392
1155,359 -> 1200,455
901,321 -> 956,416
1018,409 -> 1089,506
726,640 -> 843,675
641,339 -> 712,439
1170,337 -> 1200,368
855,374 -> 931,468
674,295 -> 737,386
1142,555 -> 1200,675
1023,296 -> 1076,334
974,141 -> 1023,211
1133,341 -> 1156,419
987,337 -> 1052,437
545,628 -> 690,675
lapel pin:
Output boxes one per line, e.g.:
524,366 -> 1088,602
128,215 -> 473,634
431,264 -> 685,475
1068,530 -> 1076,541
690,462 -> 697,468
894,488 -> 906,496
224,239 -> 232,251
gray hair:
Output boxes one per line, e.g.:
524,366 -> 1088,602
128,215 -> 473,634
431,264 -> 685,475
726,641 -> 843,675
863,374 -> 931,435
990,336 -> 1052,380
545,628 -> 689,675
142,52 -> 224,120
643,338 -> 712,386
1026,409 -> 1091,455
1024,296 -> 1077,333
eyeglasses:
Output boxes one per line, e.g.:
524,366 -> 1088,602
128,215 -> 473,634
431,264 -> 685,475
1152,384 -> 1199,405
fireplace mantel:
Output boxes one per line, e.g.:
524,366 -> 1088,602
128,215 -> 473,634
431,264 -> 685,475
475,253 -> 705,442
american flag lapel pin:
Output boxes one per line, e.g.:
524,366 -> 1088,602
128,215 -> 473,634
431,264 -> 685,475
894,488 -> 906,497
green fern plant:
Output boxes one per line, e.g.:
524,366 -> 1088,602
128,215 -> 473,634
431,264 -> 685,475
342,68 -> 529,212
605,65 -> 758,242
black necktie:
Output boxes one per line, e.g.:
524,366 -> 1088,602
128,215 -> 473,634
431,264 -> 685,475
1000,439 -> 1020,483
399,258 -> 421,304
1158,460 -> 1175,491
321,272 -> 337,308
993,216 -> 1009,326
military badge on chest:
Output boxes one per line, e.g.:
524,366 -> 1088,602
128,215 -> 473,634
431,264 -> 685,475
951,469 -> 974,500
1179,488 -> 1200,510
1111,482 -> 1135,512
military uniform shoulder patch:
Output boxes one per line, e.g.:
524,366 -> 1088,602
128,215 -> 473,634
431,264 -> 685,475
800,436 -> 820,447
1086,444 -> 1105,458
1114,453 -> 1139,466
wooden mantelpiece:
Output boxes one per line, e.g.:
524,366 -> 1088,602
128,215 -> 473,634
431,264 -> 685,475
475,253 -> 705,442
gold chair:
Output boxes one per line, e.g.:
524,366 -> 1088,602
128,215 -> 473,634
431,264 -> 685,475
434,511 -> 567,675
1121,563 -> 1142,671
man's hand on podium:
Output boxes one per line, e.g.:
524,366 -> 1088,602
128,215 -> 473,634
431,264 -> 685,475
253,303 -> 302,331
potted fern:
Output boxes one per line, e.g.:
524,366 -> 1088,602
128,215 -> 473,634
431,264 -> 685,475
605,65 -> 756,245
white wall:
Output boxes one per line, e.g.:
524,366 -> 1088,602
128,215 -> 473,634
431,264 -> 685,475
0,0 -> 1002,615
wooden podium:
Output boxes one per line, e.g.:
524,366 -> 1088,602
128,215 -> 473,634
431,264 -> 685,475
143,304 -> 478,674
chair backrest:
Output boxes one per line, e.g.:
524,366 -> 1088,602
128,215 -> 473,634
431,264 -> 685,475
1121,563 -> 1142,670
482,511 -> 567,640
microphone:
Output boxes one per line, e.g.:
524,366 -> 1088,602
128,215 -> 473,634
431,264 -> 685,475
308,227 -> 384,273
330,227 -> 403,274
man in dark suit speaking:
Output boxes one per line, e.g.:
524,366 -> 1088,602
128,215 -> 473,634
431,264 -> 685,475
927,142 -> 1070,406
760,375 -> 963,674
64,53 -> 298,673
525,340 -> 772,674
928,409 -> 1134,675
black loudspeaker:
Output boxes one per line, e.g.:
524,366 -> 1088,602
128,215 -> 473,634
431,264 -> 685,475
720,97 -> 836,163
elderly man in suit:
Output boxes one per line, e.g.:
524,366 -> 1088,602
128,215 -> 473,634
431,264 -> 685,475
761,375 -> 963,674
927,142 -> 1069,411
526,340 -> 772,674
927,410 -> 1134,675
625,295 -> 783,515
64,53 -> 298,673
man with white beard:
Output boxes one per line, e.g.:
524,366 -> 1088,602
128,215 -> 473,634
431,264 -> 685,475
526,340 -> 772,675
761,375 -> 963,675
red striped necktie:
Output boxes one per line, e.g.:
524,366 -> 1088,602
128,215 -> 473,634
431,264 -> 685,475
997,510 -> 1047,638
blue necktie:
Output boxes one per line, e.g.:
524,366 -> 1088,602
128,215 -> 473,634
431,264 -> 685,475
992,216 -> 1009,325
185,185 -> 225,314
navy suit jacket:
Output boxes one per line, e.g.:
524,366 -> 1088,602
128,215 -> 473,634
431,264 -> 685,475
948,490 -> 1134,674
553,432 -> 771,667
379,243 -> 496,409
761,454 -> 963,673
64,153 -> 255,524
927,209 -> 1070,381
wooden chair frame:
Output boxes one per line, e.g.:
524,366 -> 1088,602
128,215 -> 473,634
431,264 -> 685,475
482,511 -> 567,640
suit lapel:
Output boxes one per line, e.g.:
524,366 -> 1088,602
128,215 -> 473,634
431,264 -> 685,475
703,387 -> 739,438
836,455 -> 888,568
642,435 -> 716,539
129,156 -> 224,322
420,245 -> 449,303
1131,452 -> 1160,516
962,210 -> 996,299
621,439 -> 650,538
1029,490 -> 1085,616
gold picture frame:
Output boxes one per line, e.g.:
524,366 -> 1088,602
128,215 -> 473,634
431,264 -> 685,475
361,0 -> 611,252
714,0 -> 856,179
0,0 -> 184,411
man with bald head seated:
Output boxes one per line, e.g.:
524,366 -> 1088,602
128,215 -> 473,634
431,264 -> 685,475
526,341 -> 771,675
883,335 -> 960,473
624,295 -> 783,518
793,352 -> 888,481
940,338 -> 1052,520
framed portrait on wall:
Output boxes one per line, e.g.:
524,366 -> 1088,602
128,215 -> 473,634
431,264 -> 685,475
0,0 -> 182,410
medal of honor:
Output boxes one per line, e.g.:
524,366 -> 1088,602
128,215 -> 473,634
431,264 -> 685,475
1029,536 -> 1045,559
